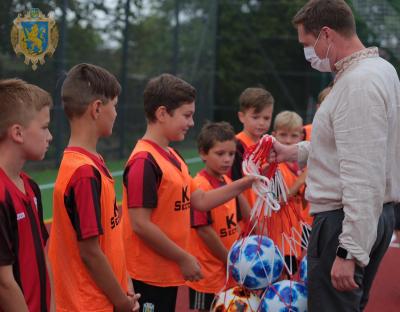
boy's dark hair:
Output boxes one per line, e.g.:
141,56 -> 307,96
143,73 -> 196,122
239,87 -> 274,114
0,79 -> 52,141
197,121 -> 236,154
292,0 -> 356,37
62,63 -> 121,119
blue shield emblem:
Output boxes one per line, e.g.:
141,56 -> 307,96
21,21 -> 48,55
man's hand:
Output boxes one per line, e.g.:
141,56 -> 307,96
178,253 -> 203,282
331,257 -> 359,291
270,140 -> 298,163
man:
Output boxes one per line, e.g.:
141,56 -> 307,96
271,1 -> 400,311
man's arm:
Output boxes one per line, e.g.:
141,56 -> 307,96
191,176 -> 256,212
331,85 -> 388,291
128,208 -> 203,282
0,265 -> 29,312
78,238 -> 136,312
196,226 -> 228,264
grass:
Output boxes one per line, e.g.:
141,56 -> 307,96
26,148 -> 203,222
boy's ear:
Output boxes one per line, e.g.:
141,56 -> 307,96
271,130 -> 276,137
238,111 -> 245,123
199,150 -> 207,162
154,106 -> 168,122
9,124 -> 24,143
89,100 -> 103,119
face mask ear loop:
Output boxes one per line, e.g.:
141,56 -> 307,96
313,30 -> 323,49
325,42 -> 332,59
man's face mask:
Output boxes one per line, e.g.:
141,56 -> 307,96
303,30 -> 332,72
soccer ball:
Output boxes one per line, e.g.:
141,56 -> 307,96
259,280 -> 308,312
299,255 -> 307,284
211,286 -> 260,312
227,235 -> 284,289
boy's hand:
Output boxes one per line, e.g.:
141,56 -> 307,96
127,293 -> 141,312
178,253 -> 203,282
114,296 -> 138,312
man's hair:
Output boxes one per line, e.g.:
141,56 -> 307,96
239,87 -> 274,114
62,63 -> 121,119
197,121 -> 236,154
317,85 -> 332,105
273,111 -> 303,131
143,73 -> 196,122
292,0 -> 356,37
0,79 -> 52,140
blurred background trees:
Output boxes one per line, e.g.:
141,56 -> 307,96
1,0 -> 399,165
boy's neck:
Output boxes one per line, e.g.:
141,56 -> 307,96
204,167 -> 224,181
142,125 -> 170,151
0,143 -> 25,186
242,129 -> 260,143
68,120 -> 99,154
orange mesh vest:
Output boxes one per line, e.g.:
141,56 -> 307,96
48,150 -> 127,312
122,140 -> 192,286
187,171 -> 239,293
267,163 -> 303,258
304,124 -> 312,142
235,131 -> 257,208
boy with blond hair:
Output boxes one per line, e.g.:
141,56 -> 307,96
122,74 -> 255,311
187,121 -> 251,311
48,64 -> 139,312
0,79 -> 54,311
271,110 -> 305,273
231,87 -> 274,212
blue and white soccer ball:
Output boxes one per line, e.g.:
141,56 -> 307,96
259,280 -> 308,312
227,235 -> 284,289
299,255 -> 307,284
211,286 -> 261,312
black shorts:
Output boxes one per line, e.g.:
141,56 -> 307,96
132,279 -> 178,312
189,288 -> 215,310
394,203 -> 400,230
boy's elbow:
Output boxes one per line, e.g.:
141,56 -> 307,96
130,217 -> 150,236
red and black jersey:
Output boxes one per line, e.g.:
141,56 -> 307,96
0,168 -> 50,312
123,139 -> 183,209
63,147 -> 112,241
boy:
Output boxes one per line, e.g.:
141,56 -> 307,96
48,64 -> 139,311
187,121 -> 251,311
122,74 -> 255,311
231,87 -> 274,211
271,111 -> 305,274
0,79 -> 54,311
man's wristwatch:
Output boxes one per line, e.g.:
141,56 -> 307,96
336,246 -> 353,260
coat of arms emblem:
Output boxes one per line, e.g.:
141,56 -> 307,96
11,8 -> 59,70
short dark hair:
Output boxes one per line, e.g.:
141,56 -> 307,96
197,121 -> 236,154
0,79 -> 52,141
292,0 -> 356,37
143,73 -> 196,123
62,63 -> 121,119
239,87 -> 274,114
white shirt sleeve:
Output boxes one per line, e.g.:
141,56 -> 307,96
334,85 -> 388,267
297,141 -> 310,169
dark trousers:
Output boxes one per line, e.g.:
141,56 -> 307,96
132,279 -> 178,312
307,203 -> 394,312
